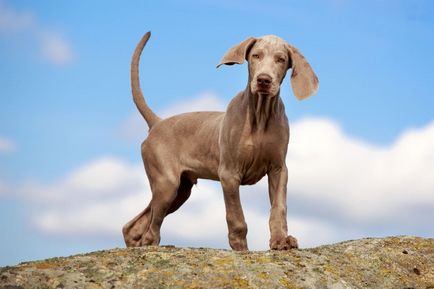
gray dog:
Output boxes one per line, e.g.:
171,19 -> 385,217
123,31 -> 318,250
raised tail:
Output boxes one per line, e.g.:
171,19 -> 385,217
131,31 -> 161,129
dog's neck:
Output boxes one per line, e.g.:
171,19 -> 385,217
246,88 -> 283,131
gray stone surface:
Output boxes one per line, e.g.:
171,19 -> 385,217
1,236 -> 433,288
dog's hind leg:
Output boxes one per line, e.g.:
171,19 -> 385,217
140,174 -> 180,246
122,203 -> 152,247
166,174 -> 193,215
122,172 -> 189,247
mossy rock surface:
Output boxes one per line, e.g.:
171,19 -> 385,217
1,236 -> 433,288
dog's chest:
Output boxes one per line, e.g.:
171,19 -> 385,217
239,132 -> 285,185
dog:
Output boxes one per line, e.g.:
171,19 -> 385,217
122,31 -> 318,250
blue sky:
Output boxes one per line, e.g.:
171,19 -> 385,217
1,0 -> 433,266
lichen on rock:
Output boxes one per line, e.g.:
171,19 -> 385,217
1,236 -> 433,288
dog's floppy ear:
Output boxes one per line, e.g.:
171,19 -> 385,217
286,44 -> 319,100
217,37 -> 257,68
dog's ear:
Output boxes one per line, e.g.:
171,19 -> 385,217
286,44 -> 319,100
217,37 -> 257,68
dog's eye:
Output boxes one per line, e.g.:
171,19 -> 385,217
277,57 -> 286,63
252,54 -> 260,59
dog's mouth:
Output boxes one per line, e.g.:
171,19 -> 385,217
251,82 -> 278,97
257,89 -> 277,97
256,85 -> 271,94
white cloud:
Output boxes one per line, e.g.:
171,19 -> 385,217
286,118 -> 434,222
162,181 -> 227,243
34,193 -> 145,236
0,136 -> 15,153
21,157 -> 146,204
15,117 -> 434,249
0,2 -> 73,65
24,157 -> 149,236
160,91 -> 225,118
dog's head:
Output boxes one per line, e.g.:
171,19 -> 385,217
217,35 -> 318,100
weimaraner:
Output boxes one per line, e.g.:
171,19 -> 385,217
122,31 -> 318,250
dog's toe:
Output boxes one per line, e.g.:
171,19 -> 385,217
285,235 -> 298,249
270,235 -> 298,250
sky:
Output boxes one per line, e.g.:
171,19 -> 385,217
0,0 -> 433,266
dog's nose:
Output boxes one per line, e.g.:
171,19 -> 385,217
257,73 -> 272,86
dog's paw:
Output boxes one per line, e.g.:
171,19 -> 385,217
270,235 -> 298,250
229,238 -> 249,251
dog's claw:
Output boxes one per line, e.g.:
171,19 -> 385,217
270,235 -> 298,250
286,235 -> 298,249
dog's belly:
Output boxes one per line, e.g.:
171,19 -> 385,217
172,111 -> 223,181
241,165 -> 268,185
183,157 -> 220,181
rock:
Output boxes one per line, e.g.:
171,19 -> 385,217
1,236 -> 433,288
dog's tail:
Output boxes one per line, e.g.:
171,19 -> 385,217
131,31 -> 161,129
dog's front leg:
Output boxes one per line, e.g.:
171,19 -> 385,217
268,166 -> 298,250
219,169 -> 248,251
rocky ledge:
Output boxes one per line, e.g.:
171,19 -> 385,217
1,236 -> 433,289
